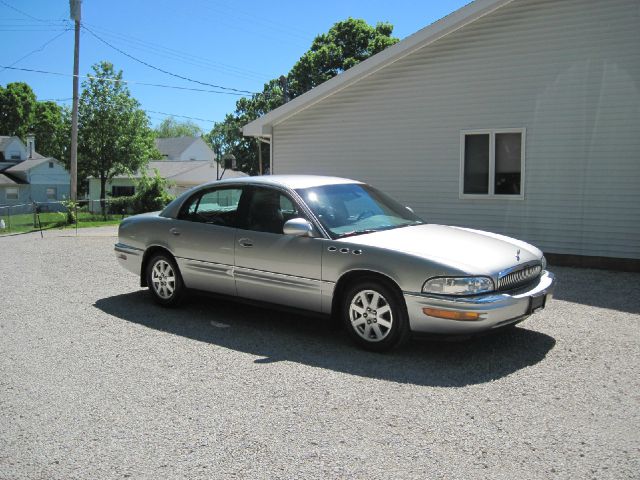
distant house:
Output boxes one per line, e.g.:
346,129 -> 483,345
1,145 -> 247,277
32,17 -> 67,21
0,134 -> 70,208
243,0 -> 640,267
154,136 -> 215,162
87,137 -> 246,211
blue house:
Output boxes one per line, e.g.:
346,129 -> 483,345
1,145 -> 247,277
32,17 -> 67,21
0,134 -> 70,208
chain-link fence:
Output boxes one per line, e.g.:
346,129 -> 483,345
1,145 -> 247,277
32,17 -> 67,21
0,199 -> 128,235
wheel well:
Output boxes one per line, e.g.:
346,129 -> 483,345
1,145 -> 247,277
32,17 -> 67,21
140,246 -> 175,287
331,270 -> 404,318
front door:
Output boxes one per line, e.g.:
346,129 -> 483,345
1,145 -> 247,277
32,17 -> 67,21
234,186 -> 323,312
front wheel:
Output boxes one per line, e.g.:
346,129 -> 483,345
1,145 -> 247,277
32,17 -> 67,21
146,253 -> 185,307
341,279 -> 410,352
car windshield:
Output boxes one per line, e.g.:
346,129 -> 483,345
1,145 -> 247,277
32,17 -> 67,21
296,183 -> 424,238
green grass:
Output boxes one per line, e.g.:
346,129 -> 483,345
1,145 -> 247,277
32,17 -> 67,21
0,210 -> 125,234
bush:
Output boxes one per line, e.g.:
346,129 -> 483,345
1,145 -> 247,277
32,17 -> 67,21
109,196 -> 137,215
61,199 -> 78,224
133,169 -> 174,213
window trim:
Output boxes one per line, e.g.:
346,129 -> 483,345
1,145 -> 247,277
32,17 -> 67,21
46,187 -> 57,200
459,128 -> 526,200
177,185 -> 245,226
5,187 -> 19,200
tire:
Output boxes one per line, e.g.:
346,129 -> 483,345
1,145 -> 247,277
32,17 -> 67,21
341,279 -> 410,352
146,253 -> 185,307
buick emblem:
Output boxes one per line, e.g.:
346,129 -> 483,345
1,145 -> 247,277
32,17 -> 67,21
516,249 -> 521,261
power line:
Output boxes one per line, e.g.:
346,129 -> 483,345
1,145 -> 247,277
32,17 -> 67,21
0,0 -> 50,22
81,24 -> 258,96
0,28 -> 72,73
146,110 -> 217,123
81,21 -> 268,82
0,65 -> 250,96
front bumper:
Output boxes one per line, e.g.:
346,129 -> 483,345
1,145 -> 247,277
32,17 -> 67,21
404,271 -> 555,335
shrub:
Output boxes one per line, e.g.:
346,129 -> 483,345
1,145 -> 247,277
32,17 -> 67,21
132,169 -> 174,213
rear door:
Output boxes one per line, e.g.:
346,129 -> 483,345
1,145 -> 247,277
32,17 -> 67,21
167,185 -> 244,296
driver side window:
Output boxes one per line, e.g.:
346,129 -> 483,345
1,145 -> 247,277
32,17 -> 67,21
180,187 -> 243,226
244,187 -> 303,234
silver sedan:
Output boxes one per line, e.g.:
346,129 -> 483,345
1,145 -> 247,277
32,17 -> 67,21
115,175 -> 555,351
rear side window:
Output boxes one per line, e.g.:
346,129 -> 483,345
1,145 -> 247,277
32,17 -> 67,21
179,187 -> 243,226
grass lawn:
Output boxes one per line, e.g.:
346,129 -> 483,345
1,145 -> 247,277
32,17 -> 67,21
0,210 -> 124,234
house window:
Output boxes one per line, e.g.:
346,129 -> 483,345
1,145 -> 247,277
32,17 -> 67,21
112,186 -> 135,197
9,152 -> 20,160
46,187 -> 57,200
49,162 -> 54,168
6,187 -> 18,200
460,129 -> 525,198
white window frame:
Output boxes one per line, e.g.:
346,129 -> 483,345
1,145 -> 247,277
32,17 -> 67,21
459,128 -> 526,200
5,187 -> 19,200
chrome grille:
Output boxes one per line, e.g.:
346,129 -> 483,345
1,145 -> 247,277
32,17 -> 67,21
498,265 -> 542,291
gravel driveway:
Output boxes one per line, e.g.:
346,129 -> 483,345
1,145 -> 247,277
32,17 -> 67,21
1,227 -> 638,479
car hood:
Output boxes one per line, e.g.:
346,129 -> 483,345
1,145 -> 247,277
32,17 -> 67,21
338,224 -> 542,275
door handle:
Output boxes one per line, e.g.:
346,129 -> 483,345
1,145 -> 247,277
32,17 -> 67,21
238,238 -> 253,248
169,228 -> 181,236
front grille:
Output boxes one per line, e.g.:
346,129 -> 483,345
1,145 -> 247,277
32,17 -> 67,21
498,264 -> 542,291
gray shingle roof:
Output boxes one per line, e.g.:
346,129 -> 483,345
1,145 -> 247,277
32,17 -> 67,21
110,160 -> 247,184
0,136 -> 15,152
155,137 -> 200,160
0,173 -> 24,185
4,157 -> 53,173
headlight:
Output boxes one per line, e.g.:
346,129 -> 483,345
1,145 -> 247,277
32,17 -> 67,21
422,276 -> 494,295
541,255 -> 547,271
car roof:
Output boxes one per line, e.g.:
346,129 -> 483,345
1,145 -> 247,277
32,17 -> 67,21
160,175 -> 365,219
212,174 -> 363,190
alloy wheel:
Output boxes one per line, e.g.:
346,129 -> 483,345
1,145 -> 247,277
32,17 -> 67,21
349,289 -> 394,342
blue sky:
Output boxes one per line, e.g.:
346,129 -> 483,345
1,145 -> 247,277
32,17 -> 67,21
0,0 -> 470,132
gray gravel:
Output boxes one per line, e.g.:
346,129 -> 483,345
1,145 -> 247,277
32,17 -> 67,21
1,227 -> 638,479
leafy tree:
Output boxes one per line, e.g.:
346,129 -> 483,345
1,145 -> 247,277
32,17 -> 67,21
31,101 -> 70,161
75,61 -> 159,214
206,18 -> 398,175
0,82 -> 37,139
154,116 -> 203,138
288,19 -> 398,98
0,82 -> 70,161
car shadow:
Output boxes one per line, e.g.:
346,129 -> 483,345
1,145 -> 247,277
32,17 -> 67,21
550,266 -> 640,314
94,291 -> 556,388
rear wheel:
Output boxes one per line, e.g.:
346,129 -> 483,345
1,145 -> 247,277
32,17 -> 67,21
146,253 -> 184,307
341,279 -> 410,352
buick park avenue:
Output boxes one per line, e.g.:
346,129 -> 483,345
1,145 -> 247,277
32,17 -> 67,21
115,175 -> 555,351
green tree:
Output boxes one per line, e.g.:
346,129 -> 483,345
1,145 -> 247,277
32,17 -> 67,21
206,18 -> 398,175
154,116 -> 203,138
31,101 -> 70,161
0,82 -> 37,139
288,19 -> 398,98
75,61 -> 158,214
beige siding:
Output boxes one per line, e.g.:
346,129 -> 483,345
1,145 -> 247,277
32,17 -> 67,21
272,0 -> 640,259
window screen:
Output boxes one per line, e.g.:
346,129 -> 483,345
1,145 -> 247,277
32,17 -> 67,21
463,134 -> 490,194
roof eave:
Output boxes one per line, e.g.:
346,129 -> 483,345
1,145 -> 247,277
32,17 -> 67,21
242,0 -> 513,137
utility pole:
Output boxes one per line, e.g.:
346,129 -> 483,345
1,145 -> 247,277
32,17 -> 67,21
69,0 -> 81,201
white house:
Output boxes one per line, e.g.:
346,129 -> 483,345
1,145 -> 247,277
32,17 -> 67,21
0,134 -> 70,207
243,0 -> 640,269
87,136 -> 246,211
154,136 -> 215,162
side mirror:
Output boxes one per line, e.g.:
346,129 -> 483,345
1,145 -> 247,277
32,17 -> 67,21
283,218 -> 314,237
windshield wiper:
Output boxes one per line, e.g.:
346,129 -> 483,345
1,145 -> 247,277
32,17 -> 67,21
336,228 -> 381,238
335,221 -> 424,238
